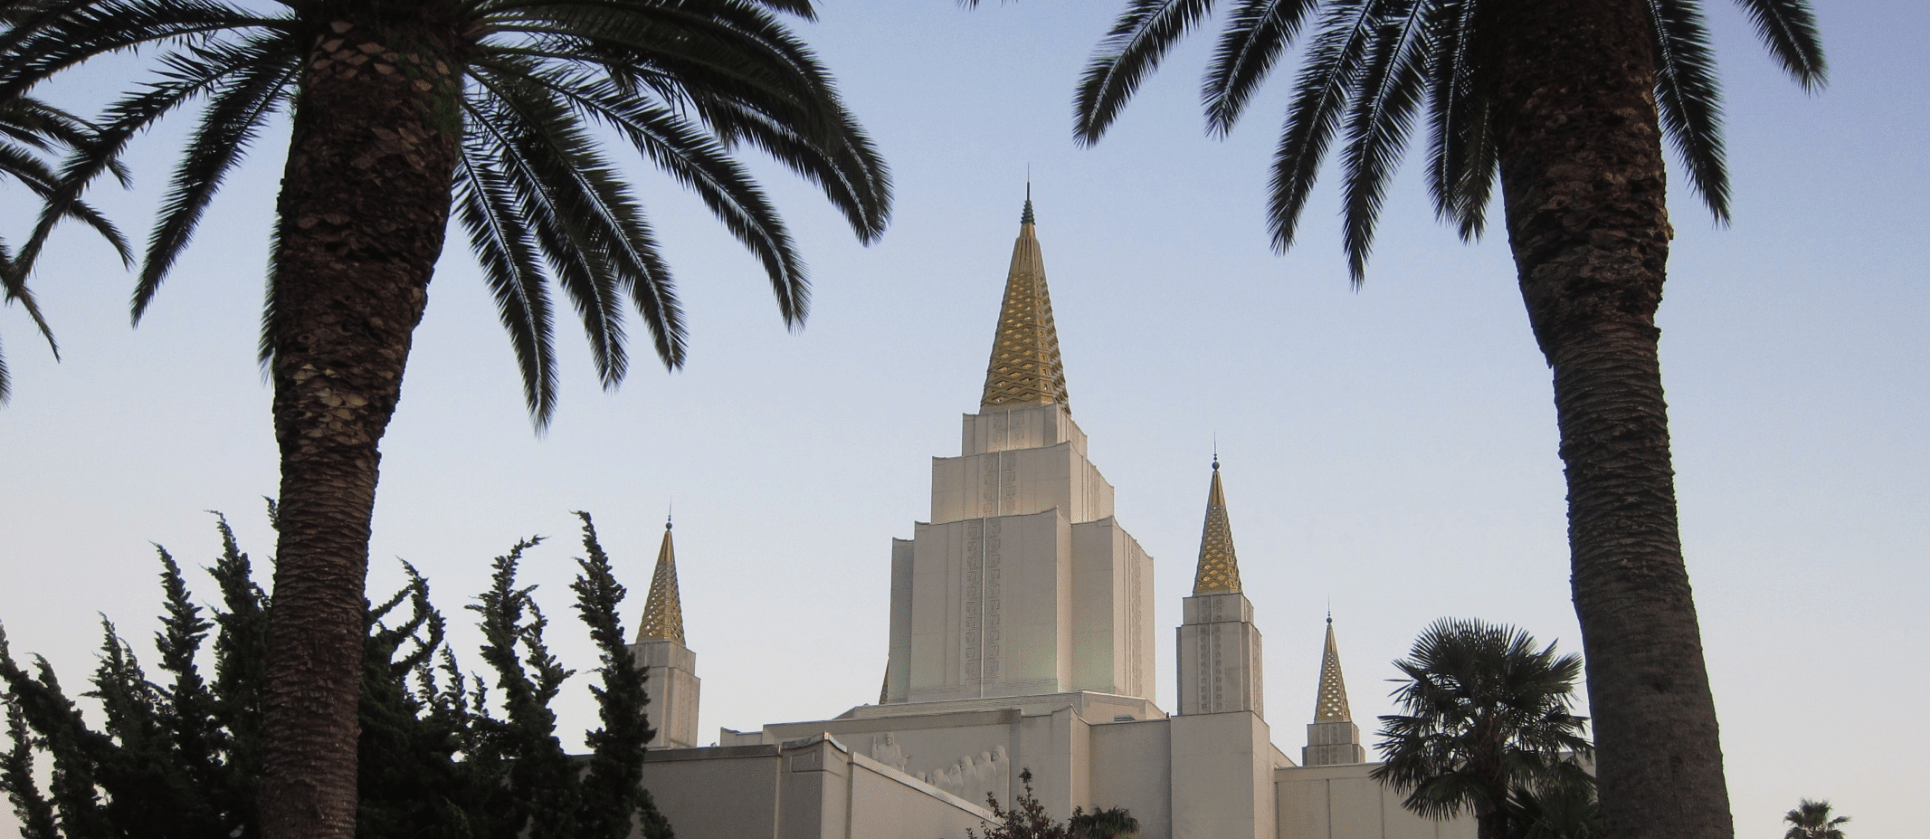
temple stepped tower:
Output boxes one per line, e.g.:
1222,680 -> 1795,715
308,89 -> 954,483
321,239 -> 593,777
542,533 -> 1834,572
883,194 -> 1157,704
1301,616 -> 1366,766
1170,459 -> 1277,839
628,521 -> 700,749
1176,458 -> 1265,717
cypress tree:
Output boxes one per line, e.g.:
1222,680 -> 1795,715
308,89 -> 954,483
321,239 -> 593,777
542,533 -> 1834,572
569,512 -> 672,839
1,514 -> 671,839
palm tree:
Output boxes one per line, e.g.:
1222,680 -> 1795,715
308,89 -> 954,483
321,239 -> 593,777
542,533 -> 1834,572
1069,4 -> 1825,839
1506,772 -> 1603,839
1783,799 -> 1849,839
1372,618 -> 1592,839
0,2 -> 889,837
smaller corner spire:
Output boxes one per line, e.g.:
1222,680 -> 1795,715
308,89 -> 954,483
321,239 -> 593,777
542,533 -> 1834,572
1192,457 -> 1242,594
636,522 -> 686,645
1314,617 -> 1352,722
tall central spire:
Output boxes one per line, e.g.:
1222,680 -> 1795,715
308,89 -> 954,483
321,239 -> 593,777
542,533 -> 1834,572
980,188 -> 1069,412
1192,457 -> 1243,594
636,520 -> 685,644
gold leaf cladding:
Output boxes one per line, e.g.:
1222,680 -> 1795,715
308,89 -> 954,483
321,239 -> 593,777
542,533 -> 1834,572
979,210 -> 1070,412
1314,619 -> 1352,722
636,525 -> 685,645
1192,463 -> 1243,594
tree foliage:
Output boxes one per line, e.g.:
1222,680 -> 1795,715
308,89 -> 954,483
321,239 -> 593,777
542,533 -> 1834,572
1782,799 -> 1848,839
0,510 -> 673,839
0,0 -> 890,424
964,769 -> 1138,839
0,1 -> 133,404
1372,618 -> 1593,839
1069,0 -> 1825,280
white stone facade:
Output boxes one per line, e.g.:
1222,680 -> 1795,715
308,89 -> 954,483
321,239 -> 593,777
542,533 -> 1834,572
625,203 -> 1475,839
885,401 -> 1156,704
630,639 -> 700,749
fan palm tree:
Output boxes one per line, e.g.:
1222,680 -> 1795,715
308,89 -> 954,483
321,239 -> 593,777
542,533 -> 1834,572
1070,4 -> 1824,839
1372,618 -> 1592,839
1783,799 -> 1849,839
1506,771 -> 1603,839
0,2 -> 888,837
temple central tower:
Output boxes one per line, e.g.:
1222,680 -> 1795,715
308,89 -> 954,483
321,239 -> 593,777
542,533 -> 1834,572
882,195 -> 1157,704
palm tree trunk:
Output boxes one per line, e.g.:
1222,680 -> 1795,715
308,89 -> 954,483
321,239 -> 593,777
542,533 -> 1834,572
1490,4 -> 1733,839
256,12 -> 462,839
1475,803 -> 1506,839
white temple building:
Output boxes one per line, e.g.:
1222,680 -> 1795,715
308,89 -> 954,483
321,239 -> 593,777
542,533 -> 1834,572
627,195 -> 1476,839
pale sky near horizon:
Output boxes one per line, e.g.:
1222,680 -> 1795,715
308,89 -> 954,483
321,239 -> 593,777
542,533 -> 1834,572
1,2 -> 1923,837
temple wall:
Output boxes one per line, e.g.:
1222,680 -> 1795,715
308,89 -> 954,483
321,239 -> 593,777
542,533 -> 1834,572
1275,763 -> 1478,839
1088,718 -> 1173,839
638,736 -> 994,839
1171,710 -> 1278,839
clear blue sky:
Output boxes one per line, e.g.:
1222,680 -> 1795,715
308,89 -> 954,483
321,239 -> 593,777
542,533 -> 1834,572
2,3 -> 1921,837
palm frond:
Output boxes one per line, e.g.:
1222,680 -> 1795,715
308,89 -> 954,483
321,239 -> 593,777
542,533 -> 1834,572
10,31 -> 271,289
464,85 -> 631,387
0,142 -> 131,264
0,0 -> 273,102
493,0 -> 890,241
1202,0 -> 1321,136
455,143 -> 559,424
136,35 -> 300,323
1338,0 -> 1429,281
1265,0 -> 1375,253
534,68 -> 804,330
1649,0 -> 1729,223
1075,0 -> 1219,144
1733,0 -> 1825,90
1420,0 -> 1470,225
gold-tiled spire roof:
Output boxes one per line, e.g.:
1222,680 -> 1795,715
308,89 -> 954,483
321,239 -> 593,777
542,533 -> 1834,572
980,189 -> 1070,412
1314,617 -> 1352,722
635,521 -> 685,644
1192,458 -> 1243,594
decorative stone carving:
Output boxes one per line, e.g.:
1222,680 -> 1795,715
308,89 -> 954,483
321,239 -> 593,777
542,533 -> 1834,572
868,732 -> 909,773
920,745 -> 1008,803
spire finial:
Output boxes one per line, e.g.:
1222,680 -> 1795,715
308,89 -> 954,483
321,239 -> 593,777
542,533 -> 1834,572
981,190 -> 1068,411
1314,617 -> 1353,722
636,522 -> 686,644
1020,179 -> 1035,225
1192,458 -> 1242,594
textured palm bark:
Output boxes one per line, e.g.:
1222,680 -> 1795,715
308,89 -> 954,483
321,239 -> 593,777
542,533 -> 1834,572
1491,3 -> 1733,839
257,10 -> 461,839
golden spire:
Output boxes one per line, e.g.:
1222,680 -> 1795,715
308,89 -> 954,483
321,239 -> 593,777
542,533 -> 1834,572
1191,457 -> 1243,594
980,186 -> 1070,412
1314,616 -> 1352,722
635,519 -> 685,644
